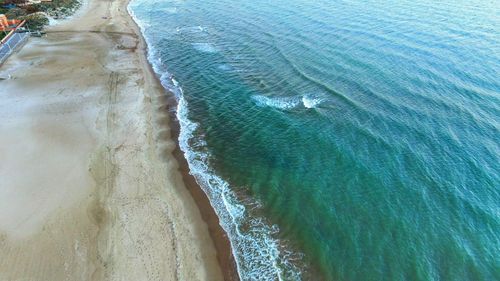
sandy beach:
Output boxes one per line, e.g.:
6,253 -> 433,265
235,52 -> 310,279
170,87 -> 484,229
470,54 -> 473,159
0,0 -> 227,279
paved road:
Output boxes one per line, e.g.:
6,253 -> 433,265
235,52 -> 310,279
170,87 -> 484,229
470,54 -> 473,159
0,32 -> 29,64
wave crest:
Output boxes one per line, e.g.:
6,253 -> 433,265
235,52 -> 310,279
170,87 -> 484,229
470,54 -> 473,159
252,94 -> 325,110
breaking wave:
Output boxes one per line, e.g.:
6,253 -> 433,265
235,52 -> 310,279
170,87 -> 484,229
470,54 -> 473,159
252,94 -> 325,110
128,4 -> 303,280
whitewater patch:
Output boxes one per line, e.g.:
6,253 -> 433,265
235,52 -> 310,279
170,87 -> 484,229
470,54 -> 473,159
162,7 -> 178,14
252,95 -> 301,110
176,26 -> 205,33
302,95 -> 323,108
192,42 -> 219,53
217,64 -> 233,72
252,94 -> 325,110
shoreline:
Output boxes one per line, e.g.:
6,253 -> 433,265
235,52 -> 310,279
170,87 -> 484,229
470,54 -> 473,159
125,5 -> 240,280
165,92 -> 241,281
0,0 -> 229,279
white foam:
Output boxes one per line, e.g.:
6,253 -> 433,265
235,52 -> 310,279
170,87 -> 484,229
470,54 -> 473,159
252,93 -> 325,111
217,64 -> 233,71
302,95 -> 323,109
252,95 -> 301,110
192,42 -> 219,53
176,26 -> 205,33
162,7 -> 178,14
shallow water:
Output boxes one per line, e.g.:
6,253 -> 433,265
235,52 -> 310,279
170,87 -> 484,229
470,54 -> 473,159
129,0 -> 500,280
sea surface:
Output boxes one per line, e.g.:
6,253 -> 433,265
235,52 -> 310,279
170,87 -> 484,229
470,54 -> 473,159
128,0 -> 500,280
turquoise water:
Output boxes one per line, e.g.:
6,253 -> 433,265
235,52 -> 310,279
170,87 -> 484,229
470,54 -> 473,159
128,0 -> 500,280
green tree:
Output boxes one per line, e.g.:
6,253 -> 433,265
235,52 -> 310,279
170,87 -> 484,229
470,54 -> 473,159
20,13 -> 48,30
5,7 -> 26,18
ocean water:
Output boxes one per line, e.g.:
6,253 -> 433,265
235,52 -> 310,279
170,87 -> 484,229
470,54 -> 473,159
128,0 -> 500,280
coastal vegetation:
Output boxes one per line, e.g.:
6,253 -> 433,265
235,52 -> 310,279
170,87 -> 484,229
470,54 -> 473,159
37,0 -> 81,19
0,0 -> 79,32
20,12 -> 48,30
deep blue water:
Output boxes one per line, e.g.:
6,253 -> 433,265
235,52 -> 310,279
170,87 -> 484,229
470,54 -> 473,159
129,0 -> 500,280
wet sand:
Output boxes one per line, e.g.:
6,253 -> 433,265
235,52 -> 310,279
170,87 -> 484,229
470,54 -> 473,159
161,92 -> 240,281
0,0 -> 228,279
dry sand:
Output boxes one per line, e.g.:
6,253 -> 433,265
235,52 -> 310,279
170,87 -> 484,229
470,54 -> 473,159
0,0 -> 225,279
